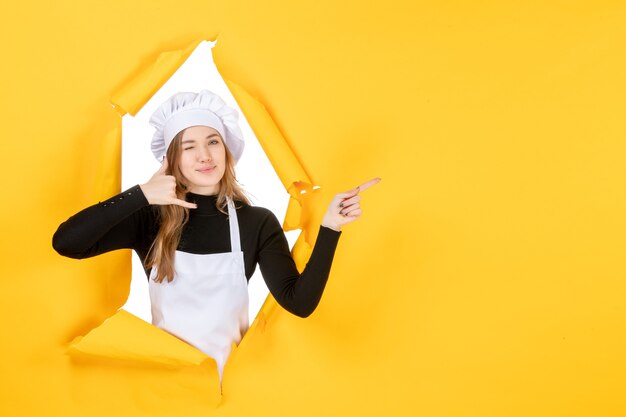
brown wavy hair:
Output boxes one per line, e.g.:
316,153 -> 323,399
144,128 -> 252,283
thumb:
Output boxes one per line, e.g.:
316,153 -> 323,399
156,158 -> 168,175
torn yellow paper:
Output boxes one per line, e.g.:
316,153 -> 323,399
225,79 -> 320,258
67,309 -> 214,368
111,40 -> 204,116
225,79 -> 313,191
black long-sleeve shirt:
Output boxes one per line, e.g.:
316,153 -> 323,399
52,185 -> 342,317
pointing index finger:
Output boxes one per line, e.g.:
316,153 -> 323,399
355,178 -> 381,193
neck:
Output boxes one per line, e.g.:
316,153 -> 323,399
185,191 -> 221,215
187,184 -> 220,195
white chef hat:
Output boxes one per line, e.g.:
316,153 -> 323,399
148,89 -> 245,163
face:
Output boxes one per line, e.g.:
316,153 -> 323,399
178,125 -> 227,195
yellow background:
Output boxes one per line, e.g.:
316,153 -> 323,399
1,1 -> 626,416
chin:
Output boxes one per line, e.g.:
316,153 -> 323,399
191,178 -> 220,187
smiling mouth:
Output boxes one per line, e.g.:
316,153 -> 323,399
197,166 -> 216,173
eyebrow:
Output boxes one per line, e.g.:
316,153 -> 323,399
182,134 -> 220,144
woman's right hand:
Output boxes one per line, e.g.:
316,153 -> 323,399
139,159 -> 197,209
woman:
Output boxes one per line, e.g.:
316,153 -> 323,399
52,89 -> 380,382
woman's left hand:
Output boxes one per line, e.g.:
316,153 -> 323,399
321,178 -> 381,232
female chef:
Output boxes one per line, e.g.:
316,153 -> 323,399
52,89 -> 380,382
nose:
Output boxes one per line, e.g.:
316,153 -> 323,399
197,143 -> 212,162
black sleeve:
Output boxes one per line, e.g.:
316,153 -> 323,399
52,184 -> 152,259
257,210 -> 342,318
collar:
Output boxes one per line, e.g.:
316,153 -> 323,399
185,192 -> 221,216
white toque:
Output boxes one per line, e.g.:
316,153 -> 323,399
149,89 -> 245,163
